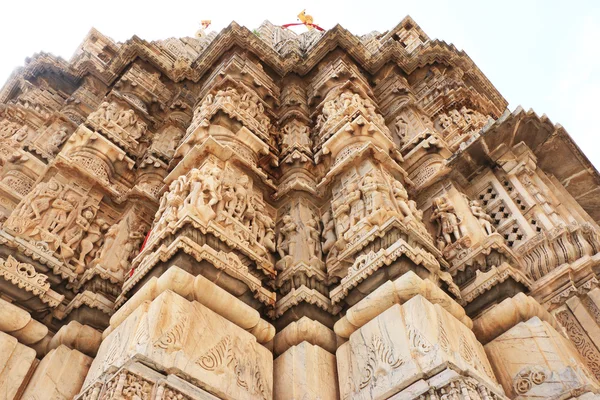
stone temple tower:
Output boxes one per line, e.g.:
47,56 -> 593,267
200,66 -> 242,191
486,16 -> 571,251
0,15 -> 600,400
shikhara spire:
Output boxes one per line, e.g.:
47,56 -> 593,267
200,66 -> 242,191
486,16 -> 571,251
0,16 -> 599,400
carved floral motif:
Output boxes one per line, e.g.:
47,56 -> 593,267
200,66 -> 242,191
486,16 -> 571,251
358,335 -> 404,390
196,335 -> 268,400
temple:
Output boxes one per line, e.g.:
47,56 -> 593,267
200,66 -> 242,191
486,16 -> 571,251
0,15 -> 599,400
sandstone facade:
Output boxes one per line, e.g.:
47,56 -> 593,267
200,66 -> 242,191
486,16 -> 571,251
0,16 -> 599,400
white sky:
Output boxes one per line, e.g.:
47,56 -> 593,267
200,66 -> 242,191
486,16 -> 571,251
1,0 -> 599,168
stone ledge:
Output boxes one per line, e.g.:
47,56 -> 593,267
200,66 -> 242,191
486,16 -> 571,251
334,270 -> 471,339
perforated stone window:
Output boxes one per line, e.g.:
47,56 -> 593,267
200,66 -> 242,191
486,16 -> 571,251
514,195 -> 528,212
530,218 -> 543,233
477,185 -> 499,208
489,201 -> 511,228
502,178 -> 514,193
502,223 -> 526,248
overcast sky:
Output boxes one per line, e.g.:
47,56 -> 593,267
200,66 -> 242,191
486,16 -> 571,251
1,0 -> 599,167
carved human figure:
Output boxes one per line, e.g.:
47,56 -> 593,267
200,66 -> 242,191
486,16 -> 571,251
395,116 -> 408,144
449,109 -> 467,129
154,177 -> 187,233
186,169 -> 206,210
95,215 -> 146,274
332,198 -> 350,238
98,223 -> 119,268
117,109 -> 136,130
253,208 -> 275,252
314,114 -> 326,131
130,121 -> 146,141
339,91 -> 354,110
0,120 -> 16,137
77,217 -> 109,271
11,125 -> 29,142
358,172 -> 391,226
391,180 -> 413,219
305,217 -> 321,258
430,195 -> 465,248
67,209 -> 93,246
460,106 -> 475,125
92,102 -> 110,121
232,175 -> 250,219
48,126 -> 69,153
60,208 -> 94,262
347,182 -> 365,226
263,227 -> 276,253
104,102 -> 118,122
276,215 -> 298,269
219,181 -> 235,218
240,91 -> 260,117
220,87 -> 240,105
122,225 -> 147,269
201,93 -> 214,109
153,181 -> 176,226
201,167 -> 222,208
321,210 -> 337,255
41,194 -> 78,235
185,166 -> 224,223
364,99 -> 385,125
19,181 -> 62,220
438,112 -> 452,130
257,113 -> 271,130
470,199 -> 496,235
321,100 -> 337,122
299,124 -> 311,147
408,200 -> 423,221
351,93 -> 363,110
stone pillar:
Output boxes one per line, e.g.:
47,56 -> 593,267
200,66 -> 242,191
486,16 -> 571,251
474,293 -> 600,399
20,345 -> 92,400
0,331 -> 37,400
555,294 -> 600,381
273,317 -> 338,400
334,271 -> 505,399
78,266 -> 275,400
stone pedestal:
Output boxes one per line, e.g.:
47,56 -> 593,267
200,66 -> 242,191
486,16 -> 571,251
0,330 -> 36,400
336,294 -> 503,399
20,345 -> 92,400
77,361 -> 221,400
485,317 -> 600,399
81,287 -> 273,400
274,341 -> 338,400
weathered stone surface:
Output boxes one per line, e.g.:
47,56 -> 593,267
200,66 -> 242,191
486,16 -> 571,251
86,289 -> 273,400
0,331 -> 36,400
485,317 -> 599,399
1,13 -> 600,400
274,341 -> 338,400
337,295 -> 502,400
20,345 -> 92,400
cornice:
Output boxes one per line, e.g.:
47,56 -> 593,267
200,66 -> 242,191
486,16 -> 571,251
1,18 -> 507,115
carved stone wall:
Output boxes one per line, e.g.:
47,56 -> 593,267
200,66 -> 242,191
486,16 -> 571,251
0,14 -> 600,400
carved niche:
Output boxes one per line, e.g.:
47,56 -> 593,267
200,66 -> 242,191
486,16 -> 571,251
150,156 -> 277,262
90,210 -> 149,278
430,194 -> 471,257
279,119 -> 312,156
434,106 -> 489,150
187,86 -> 272,144
87,100 -> 149,153
4,176 -> 104,270
330,159 -> 419,250
314,89 -> 388,151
